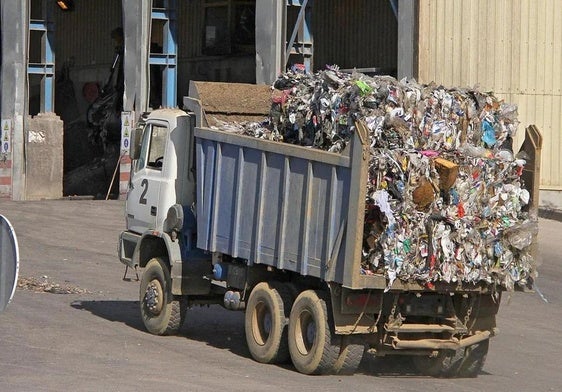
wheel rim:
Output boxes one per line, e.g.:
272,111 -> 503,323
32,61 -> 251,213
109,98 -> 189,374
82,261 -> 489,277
144,278 -> 164,315
295,310 -> 315,355
252,300 -> 272,346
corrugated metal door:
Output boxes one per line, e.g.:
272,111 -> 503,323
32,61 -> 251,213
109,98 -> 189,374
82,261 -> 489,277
417,0 -> 562,191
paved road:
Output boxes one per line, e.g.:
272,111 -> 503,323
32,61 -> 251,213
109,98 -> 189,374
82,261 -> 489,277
0,199 -> 560,392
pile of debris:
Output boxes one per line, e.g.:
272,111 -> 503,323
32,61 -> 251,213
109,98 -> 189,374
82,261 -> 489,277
17,276 -> 91,295
210,69 -> 537,290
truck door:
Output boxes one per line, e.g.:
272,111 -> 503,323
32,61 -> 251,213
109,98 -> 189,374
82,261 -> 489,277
126,121 -> 170,234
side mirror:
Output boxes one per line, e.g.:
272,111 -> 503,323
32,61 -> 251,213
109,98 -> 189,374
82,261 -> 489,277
0,215 -> 19,313
130,124 -> 144,161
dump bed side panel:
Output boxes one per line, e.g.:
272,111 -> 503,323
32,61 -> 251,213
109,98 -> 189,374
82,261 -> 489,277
195,127 -> 356,284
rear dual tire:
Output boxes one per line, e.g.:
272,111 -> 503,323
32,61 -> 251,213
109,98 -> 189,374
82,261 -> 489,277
288,290 -> 364,375
245,282 -> 294,364
244,284 -> 365,375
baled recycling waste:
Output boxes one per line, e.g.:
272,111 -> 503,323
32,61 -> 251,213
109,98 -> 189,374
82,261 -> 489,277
209,69 -> 538,291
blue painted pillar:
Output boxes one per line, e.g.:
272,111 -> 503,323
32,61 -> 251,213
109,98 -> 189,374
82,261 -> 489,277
28,3 -> 55,113
150,0 -> 177,108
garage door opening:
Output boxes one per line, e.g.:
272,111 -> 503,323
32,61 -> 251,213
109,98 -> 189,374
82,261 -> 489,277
48,0 -> 124,199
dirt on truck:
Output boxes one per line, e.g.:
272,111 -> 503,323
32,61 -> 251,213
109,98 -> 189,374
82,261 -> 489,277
119,69 -> 541,377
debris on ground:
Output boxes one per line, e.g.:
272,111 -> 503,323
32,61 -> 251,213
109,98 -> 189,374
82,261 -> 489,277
209,68 -> 538,291
17,276 -> 91,295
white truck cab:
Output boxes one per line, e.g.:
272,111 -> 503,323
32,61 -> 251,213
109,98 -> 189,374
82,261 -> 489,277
119,106 -> 204,298
125,109 -> 196,236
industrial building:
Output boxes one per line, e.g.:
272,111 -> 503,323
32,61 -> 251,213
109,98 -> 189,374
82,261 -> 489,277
0,0 -> 559,212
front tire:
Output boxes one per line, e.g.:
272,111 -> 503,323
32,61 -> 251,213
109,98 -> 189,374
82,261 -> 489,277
140,257 -> 185,335
288,290 -> 340,375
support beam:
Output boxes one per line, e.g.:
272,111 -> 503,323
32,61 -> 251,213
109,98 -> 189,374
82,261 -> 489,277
285,0 -> 313,73
150,0 -> 177,108
122,0 -> 151,113
121,0 -> 151,199
28,4 -> 55,113
255,0 -> 284,85
397,0 -> 417,79
1,0 -> 29,200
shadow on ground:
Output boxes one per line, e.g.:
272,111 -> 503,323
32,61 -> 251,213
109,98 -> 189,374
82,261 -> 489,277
71,299 -> 144,331
70,299 -> 487,378
70,300 -> 251,359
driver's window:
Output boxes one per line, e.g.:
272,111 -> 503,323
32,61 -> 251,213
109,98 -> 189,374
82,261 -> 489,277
135,123 -> 168,172
147,125 -> 167,170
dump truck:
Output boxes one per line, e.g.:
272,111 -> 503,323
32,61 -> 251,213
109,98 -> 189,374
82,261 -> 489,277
118,80 -> 542,376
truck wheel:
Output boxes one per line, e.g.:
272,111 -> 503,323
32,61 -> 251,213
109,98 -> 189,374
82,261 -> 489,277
333,336 -> 365,375
288,290 -> 340,375
245,282 -> 293,364
412,348 -> 465,377
140,257 -> 185,336
458,339 -> 489,378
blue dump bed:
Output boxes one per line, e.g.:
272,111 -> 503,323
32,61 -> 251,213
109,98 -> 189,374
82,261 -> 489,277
194,123 -> 379,290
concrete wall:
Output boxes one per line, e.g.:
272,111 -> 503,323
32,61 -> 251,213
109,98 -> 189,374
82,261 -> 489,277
25,113 -> 63,200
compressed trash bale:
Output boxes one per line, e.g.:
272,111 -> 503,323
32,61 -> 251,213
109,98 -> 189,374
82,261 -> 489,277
210,68 -> 537,291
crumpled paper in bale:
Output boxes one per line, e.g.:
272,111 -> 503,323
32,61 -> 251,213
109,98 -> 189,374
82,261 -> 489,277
209,68 -> 537,291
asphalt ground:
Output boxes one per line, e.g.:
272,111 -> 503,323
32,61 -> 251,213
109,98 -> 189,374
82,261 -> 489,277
0,199 -> 561,391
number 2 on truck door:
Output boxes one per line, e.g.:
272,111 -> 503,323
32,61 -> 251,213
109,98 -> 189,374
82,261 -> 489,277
126,122 -> 169,234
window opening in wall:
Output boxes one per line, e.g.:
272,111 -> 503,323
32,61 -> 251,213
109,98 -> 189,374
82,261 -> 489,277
150,19 -> 165,109
28,30 -> 43,66
28,74 -> 43,117
30,0 -> 44,19
232,3 -> 255,49
202,0 -> 255,56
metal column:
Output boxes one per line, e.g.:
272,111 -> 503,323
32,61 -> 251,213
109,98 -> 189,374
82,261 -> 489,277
1,0 -> 29,200
397,0 -> 417,79
122,0 -> 150,113
255,0 -> 284,85
285,0 -> 313,73
150,0 -> 177,108
28,2 -> 55,113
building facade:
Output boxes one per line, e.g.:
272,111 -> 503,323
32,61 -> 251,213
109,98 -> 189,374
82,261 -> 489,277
1,0 -> 558,210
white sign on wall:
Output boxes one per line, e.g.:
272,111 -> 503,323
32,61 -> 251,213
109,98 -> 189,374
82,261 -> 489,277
121,111 -> 133,155
1,119 -> 12,154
